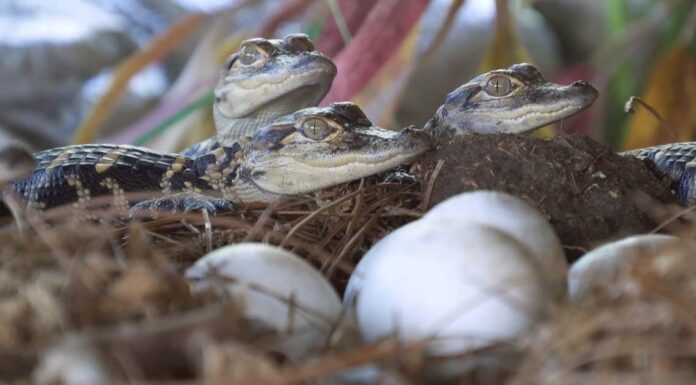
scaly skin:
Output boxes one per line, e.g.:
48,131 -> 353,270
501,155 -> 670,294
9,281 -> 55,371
426,64 -> 696,206
622,143 -> 696,206
425,63 -> 598,141
181,34 -> 337,157
12,103 -> 431,213
9,63 -> 613,214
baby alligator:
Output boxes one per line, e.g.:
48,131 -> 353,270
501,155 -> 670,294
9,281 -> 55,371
182,33 -> 336,157
425,63 -> 598,141
9,63 -> 601,214
427,63 -> 696,206
11,103 -> 431,214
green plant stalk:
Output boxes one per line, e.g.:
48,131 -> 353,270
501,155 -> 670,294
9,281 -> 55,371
133,92 -> 215,147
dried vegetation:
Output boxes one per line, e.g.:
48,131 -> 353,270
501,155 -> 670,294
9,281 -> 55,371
2,136 -> 696,384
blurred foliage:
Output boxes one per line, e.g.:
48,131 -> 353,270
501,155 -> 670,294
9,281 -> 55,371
622,46 -> 695,149
608,0 -> 696,150
73,0 -> 695,152
480,0 -> 532,71
71,12 -> 208,145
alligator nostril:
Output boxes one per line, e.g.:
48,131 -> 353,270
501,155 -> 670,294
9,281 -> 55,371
572,80 -> 588,87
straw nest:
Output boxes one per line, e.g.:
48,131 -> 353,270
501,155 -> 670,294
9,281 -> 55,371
1,134 -> 695,384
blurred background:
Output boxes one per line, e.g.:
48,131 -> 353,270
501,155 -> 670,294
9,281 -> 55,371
0,0 -> 693,154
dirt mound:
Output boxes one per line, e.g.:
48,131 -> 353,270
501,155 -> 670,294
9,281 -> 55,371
418,133 -> 679,261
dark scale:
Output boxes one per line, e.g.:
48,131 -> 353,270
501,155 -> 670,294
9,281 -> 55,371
11,144 -> 241,211
624,143 -> 696,206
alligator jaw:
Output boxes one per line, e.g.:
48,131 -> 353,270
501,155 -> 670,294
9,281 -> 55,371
214,55 -> 336,120
238,104 -> 432,198
426,63 -> 598,141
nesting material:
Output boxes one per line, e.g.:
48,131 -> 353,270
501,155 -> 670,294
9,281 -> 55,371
0,177 -> 424,382
1,137 -> 695,384
510,238 -> 696,385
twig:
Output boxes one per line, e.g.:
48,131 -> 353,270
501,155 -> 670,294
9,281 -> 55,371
326,0 -> 353,44
632,264 -> 696,335
202,208 -> 213,253
280,190 -> 363,248
650,203 -> 696,233
421,159 -> 444,211
624,96 -> 677,141
322,181 -> 365,271
326,208 -> 382,277
243,198 -> 283,243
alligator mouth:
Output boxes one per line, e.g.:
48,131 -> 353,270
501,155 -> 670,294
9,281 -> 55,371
532,84 -> 599,126
246,128 -> 432,196
217,62 -> 335,118
251,84 -> 325,117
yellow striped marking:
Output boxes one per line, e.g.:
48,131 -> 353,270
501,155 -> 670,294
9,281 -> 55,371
211,147 -> 226,160
94,150 -> 123,174
45,151 -> 72,172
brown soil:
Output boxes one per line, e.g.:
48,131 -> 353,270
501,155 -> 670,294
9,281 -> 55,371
418,133 -> 679,261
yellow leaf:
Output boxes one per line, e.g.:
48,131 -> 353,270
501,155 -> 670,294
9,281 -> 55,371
622,45 -> 696,150
71,13 -> 209,145
480,0 -> 533,72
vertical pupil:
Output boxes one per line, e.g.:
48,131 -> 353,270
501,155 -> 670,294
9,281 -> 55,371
241,46 -> 257,64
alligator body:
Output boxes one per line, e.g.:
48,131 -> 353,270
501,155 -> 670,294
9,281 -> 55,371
11,103 -> 431,213
623,143 -> 696,206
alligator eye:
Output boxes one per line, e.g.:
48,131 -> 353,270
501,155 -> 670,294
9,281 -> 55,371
224,54 -> 238,70
485,75 -> 514,97
239,44 -> 263,66
287,34 -> 314,52
300,118 -> 332,140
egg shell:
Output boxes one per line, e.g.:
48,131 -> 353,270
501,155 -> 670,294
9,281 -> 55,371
422,190 -> 567,300
185,243 -> 342,357
568,234 -> 681,301
33,335 -> 112,385
350,219 -> 550,356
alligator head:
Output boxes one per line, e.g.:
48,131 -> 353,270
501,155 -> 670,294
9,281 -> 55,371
233,102 -> 432,202
425,63 -> 598,141
214,33 -> 337,143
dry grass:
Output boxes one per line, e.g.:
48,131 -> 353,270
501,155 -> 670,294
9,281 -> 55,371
2,172 -> 696,384
510,240 -> 696,385
0,176 -> 427,382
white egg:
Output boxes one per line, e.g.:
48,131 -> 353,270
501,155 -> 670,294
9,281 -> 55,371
568,234 -> 682,301
422,191 -> 567,301
33,335 -> 112,385
185,243 -> 342,358
348,219 -> 550,356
